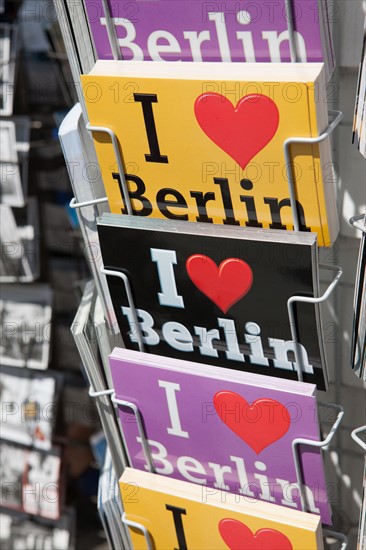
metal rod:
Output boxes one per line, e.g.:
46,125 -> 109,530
287,265 -> 342,381
86,123 -> 133,215
112,395 -> 155,473
89,387 -> 114,398
351,426 -> 366,452
283,110 -> 343,232
100,267 -> 145,352
121,512 -> 153,550
101,0 -> 122,60
69,196 -> 108,209
284,0 -> 298,62
292,403 -> 344,513
349,213 -> 366,234
323,529 -> 348,550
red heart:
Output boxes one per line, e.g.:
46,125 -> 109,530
194,93 -> 279,169
186,255 -> 253,313
219,519 -> 293,550
213,391 -> 290,454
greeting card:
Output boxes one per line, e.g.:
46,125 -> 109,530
84,0 -> 334,80
98,214 -> 328,389
82,61 -> 338,246
120,468 -> 324,549
110,347 -> 331,523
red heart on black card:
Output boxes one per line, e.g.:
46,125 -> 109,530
186,255 -> 253,313
213,391 -> 290,454
194,93 -> 279,169
219,519 -> 293,550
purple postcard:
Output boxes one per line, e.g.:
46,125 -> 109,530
110,347 -> 332,524
84,0 -> 334,70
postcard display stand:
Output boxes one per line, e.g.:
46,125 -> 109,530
57,0 -> 365,548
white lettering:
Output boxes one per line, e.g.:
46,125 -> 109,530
268,338 -> 314,374
208,12 -> 232,61
162,322 -> 194,352
208,462 -> 232,491
230,455 -> 255,497
183,30 -> 211,61
121,307 -> 159,345
194,326 -> 220,357
245,322 -> 269,366
102,18 -> 144,60
236,10 -> 256,62
158,380 -> 189,438
177,456 -> 207,483
136,437 -> 174,474
218,318 -> 245,362
148,30 -> 181,61
253,461 -> 275,502
151,248 -> 184,308
261,30 -> 307,62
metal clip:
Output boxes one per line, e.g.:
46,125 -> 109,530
284,110 -> 343,233
86,123 -> 133,215
112,394 -> 155,473
287,264 -> 342,382
351,426 -> 366,452
349,214 -> 366,234
292,403 -> 344,513
100,267 -> 145,352
121,512 -> 153,550
323,529 -> 348,550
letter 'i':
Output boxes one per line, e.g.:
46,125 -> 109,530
134,93 -> 169,163
166,505 -> 188,550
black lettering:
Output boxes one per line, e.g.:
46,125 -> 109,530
157,188 -> 188,220
112,172 -> 153,216
239,179 -> 263,227
213,178 -> 240,226
264,197 -> 311,231
166,505 -> 188,550
134,93 -> 168,163
190,191 -> 215,223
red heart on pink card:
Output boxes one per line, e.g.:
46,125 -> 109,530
219,518 -> 293,550
214,391 -> 290,454
186,255 -> 253,313
194,93 -> 279,169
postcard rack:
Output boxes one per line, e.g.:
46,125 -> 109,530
63,2 -> 353,547
71,100 -> 347,550
87,382 -> 347,548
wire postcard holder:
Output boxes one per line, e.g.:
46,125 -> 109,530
71,108 -> 344,369
80,109 -> 343,241
351,426 -> 366,452
99,259 -> 342,383
111,389 -> 344,509
349,214 -> 366,235
87,385 -> 347,549
66,2 -> 349,547
348,213 -> 365,380
72,67 -> 346,550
